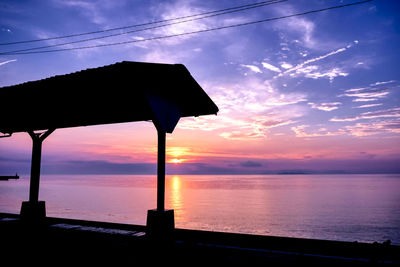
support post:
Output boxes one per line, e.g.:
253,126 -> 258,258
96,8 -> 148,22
28,131 -> 43,203
20,129 -> 54,222
157,128 -> 166,212
146,125 -> 174,237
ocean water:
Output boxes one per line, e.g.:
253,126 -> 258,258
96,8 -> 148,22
1,174 -> 399,245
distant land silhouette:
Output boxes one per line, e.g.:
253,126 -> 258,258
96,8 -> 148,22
1,158 -> 399,175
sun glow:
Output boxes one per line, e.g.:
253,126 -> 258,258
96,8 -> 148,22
167,147 -> 190,157
170,158 -> 184,164
167,147 -> 190,164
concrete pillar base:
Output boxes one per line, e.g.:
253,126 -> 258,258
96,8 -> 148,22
146,209 -> 174,237
20,201 -> 46,222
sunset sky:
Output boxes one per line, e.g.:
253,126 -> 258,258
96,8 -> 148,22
0,0 -> 399,174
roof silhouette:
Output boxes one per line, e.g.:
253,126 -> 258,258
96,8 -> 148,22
0,61 -> 219,134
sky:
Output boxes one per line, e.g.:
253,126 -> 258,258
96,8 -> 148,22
0,0 -> 400,174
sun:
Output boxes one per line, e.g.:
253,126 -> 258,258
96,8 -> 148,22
170,158 -> 183,164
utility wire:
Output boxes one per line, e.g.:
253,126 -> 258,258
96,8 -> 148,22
0,0 -> 373,56
0,0 -> 287,54
0,0 -> 285,46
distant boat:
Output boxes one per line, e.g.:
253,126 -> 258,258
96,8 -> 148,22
0,173 -> 19,181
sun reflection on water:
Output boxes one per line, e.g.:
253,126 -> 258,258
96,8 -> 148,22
167,175 -> 185,221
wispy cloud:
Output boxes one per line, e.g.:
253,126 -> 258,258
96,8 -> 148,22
353,98 -> 379,102
345,91 -> 389,100
362,108 -> 400,119
241,64 -> 262,73
330,117 -> 360,122
274,41 -> 357,80
308,102 -> 342,111
273,4 -> 316,49
261,62 -> 281,73
340,80 -> 398,102
150,0 -> 247,46
219,116 -> 296,141
51,0 -> 108,25
370,80 -> 396,86
179,77 -> 306,140
280,62 -> 293,69
178,116 -> 240,132
155,2 -> 209,44
219,130 -> 264,141
355,103 -> 383,109
0,59 -> 17,67
331,107 -> 400,122
345,119 -> 400,136
291,125 -> 345,138
207,78 -> 307,115
252,117 -> 296,129
293,66 -> 348,82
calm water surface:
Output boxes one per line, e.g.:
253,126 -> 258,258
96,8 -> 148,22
1,174 -> 399,244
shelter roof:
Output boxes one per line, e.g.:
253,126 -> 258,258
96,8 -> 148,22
0,61 -> 218,134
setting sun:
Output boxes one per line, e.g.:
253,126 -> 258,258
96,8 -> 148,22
170,158 -> 184,164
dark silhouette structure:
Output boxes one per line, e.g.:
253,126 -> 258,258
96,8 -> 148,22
0,173 -> 19,181
0,61 -> 219,232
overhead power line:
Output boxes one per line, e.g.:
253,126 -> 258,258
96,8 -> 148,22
0,0 -> 373,56
0,0 -> 286,46
0,0 -> 287,54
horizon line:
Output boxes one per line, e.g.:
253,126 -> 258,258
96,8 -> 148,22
6,170 -> 400,176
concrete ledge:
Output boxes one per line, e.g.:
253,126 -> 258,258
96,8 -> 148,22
1,212 -> 399,264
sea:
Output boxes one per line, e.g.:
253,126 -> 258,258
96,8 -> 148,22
1,174 -> 399,245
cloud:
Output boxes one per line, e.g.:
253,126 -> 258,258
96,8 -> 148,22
362,108 -> 400,119
179,77 -> 306,141
141,47 -> 187,63
346,91 -> 389,100
0,59 -> 17,67
344,87 -> 369,93
150,0 -> 247,46
264,93 -> 307,106
291,125 -> 345,138
219,130 -> 264,140
178,116 -> 238,131
155,3 -> 209,44
285,46 -> 347,74
293,66 -> 348,82
217,114 -> 298,141
353,98 -> 378,102
308,102 -> 342,111
205,78 -> 307,114
216,115 -> 297,141
370,80 -> 396,86
274,43 -> 355,80
52,0 -> 108,25
340,80 -> 398,102
273,5 -> 316,48
280,63 -> 293,69
345,119 -> 400,136
240,160 -> 262,168
331,108 -> 400,122
241,64 -> 262,73
355,103 -> 383,109
252,116 -> 296,128
261,62 -> 281,73
330,117 -> 360,122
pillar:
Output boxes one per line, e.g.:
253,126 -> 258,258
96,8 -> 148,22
146,126 -> 174,236
20,129 -> 54,222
